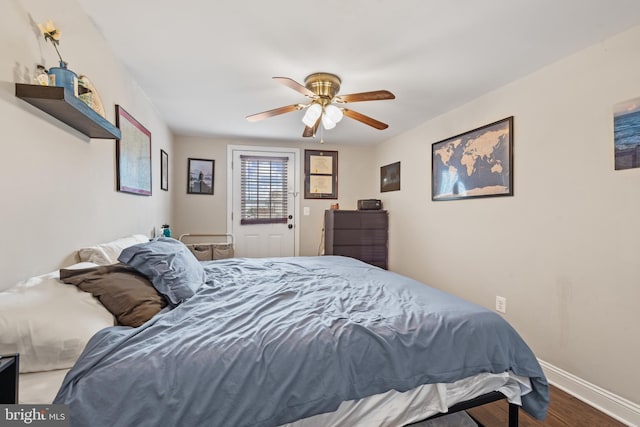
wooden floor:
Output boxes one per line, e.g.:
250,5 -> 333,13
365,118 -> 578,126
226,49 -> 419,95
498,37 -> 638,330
467,385 -> 627,426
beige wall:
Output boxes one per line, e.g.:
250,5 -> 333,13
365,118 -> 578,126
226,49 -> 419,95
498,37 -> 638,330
0,0 -> 173,290
173,135 -> 376,256
375,25 -> 640,405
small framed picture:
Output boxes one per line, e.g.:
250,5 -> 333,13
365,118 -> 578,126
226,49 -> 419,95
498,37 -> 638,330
187,158 -> 214,195
381,161 -> 401,192
160,149 -> 168,191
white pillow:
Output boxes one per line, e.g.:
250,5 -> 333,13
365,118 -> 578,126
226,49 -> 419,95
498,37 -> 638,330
77,234 -> 149,265
0,263 -> 115,373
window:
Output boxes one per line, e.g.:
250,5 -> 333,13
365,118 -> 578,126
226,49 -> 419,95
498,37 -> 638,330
240,155 -> 288,225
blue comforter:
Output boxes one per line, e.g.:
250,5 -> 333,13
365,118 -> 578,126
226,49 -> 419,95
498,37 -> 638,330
54,256 -> 548,426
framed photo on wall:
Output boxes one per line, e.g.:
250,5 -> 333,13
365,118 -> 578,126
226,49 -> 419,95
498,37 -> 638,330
432,116 -> 513,201
160,149 -> 169,191
380,161 -> 401,192
614,96 -> 640,170
304,149 -> 338,199
116,105 -> 152,196
187,158 -> 214,195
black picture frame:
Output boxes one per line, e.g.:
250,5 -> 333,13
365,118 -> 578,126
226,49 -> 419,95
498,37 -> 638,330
160,149 -> 168,191
432,116 -> 513,201
380,161 -> 401,192
187,158 -> 214,195
115,105 -> 152,196
304,149 -> 338,199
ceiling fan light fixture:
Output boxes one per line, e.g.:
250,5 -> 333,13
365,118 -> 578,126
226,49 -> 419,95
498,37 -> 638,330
302,103 -> 322,127
248,72 -> 394,137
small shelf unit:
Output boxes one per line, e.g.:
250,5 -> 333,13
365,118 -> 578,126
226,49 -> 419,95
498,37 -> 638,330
15,83 -> 121,139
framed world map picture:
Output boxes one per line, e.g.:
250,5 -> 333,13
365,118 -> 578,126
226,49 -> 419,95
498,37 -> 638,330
432,116 -> 513,201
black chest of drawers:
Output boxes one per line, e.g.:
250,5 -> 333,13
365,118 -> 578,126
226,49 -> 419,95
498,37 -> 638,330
324,210 -> 388,269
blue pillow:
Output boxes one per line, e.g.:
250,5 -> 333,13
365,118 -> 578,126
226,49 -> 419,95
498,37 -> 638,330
118,238 -> 206,306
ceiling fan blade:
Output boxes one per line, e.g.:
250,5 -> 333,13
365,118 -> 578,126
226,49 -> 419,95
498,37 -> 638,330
342,108 -> 389,130
335,90 -> 395,103
246,104 -> 303,122
273,77 -> 317,98
302,116 -> 321,137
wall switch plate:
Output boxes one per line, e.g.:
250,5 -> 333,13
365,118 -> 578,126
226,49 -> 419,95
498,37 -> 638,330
303,206 -> 310,216
495,296 -> 507,314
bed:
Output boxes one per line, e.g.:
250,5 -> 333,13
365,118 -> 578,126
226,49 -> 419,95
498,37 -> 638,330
1,236 -> 549,426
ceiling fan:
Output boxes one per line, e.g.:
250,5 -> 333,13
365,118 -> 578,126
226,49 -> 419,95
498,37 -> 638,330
246,72 -> 395,138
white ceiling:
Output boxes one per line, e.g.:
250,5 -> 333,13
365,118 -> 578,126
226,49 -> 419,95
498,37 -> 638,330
77,0 -> 640,145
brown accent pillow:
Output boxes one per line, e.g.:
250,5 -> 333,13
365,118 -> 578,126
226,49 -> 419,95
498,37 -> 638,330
59,263 -> 167,327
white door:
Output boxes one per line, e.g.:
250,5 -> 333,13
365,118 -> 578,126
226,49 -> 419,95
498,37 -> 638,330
228,146 -> 299,258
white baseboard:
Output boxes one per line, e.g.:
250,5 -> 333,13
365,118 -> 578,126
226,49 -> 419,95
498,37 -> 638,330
538,359 -> 640,426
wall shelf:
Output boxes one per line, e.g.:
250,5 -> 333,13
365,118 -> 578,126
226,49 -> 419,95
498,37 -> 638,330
15,84 -> 121,139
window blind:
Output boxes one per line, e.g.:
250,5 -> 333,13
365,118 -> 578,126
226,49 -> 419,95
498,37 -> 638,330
240,155 -> 289,225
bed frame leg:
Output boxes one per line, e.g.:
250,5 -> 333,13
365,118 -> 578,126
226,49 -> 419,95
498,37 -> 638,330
508,402 -> 519,427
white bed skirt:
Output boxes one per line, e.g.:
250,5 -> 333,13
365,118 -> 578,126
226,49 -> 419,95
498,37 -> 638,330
281,371 -> 531,427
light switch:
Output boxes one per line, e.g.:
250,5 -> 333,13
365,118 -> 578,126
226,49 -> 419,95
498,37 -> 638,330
303,206 -> 310,216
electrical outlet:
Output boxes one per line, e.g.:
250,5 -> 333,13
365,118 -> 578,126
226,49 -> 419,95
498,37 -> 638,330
495,296 -> 507,314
